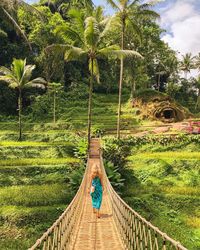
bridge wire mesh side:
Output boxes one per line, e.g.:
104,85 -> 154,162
28,159 -> 89,250
99,152 -> 188,250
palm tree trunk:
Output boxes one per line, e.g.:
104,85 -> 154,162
117,16 -> 125,140
18,89 -> 22,141
53,91 -> 56,124
158,73 -> 161,91
131,79 -> 136,98
195,88 -> 200,110
88,58 -> 94,149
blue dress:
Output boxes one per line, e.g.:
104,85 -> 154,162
90,176 -> 103,209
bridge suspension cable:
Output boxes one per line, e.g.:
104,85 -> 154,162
29,138 -> 187,250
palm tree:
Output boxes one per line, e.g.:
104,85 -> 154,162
0,0 -> 42,50
106,0 -> 160,139
43,0 -> 93,17
180,53 -> 195,79
0,59 -> 46,140
48,82 -> 63,124
195,53 -> 200,73
195,76 -> 200,111
47,16 -> 142,147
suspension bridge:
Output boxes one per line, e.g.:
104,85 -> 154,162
29,138 -> 187,250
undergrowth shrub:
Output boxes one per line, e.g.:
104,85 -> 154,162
104,161 -> 125,193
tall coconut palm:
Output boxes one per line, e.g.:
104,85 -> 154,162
47,16 -> 142,147
0,59 -> 46,140
0,0 -> 42,50
195,53 -> 200,74
180,53 -> 195,79
106,0 -> 160,139
195,76 -> 200,111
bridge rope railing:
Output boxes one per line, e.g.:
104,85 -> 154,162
29,138 -> 187,250
29,159 -> 89,250
99,151 -> 188,250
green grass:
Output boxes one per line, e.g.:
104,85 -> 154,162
128,151 -> 200,161
0,157 -> 80,166
0,125 -> 83,249
125,142 -> 200,250
0,184 -> 72,206
0,165 -> 73,186
1,93 -> 199,249
0,141 -> 73,147
0,205 -> 67,250
0,205 -> 67,226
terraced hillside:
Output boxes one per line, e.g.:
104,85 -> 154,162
0,129 -> 82,250
117,136 -> 200,250
1,93 -> 199,250
62,94 -> 140,135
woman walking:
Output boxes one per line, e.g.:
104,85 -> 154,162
89,164 -> 104,218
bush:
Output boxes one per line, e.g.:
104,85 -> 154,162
104,161 -> 125,193
73,137 -> 88,161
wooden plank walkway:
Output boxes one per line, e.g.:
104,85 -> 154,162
71,139 -> 124,250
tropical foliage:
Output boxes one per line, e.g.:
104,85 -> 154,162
0,59 -> 46,140
0,1 -> 200,249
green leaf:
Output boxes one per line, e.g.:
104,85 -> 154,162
84,17 -> 100,47
89,58 -> 100,83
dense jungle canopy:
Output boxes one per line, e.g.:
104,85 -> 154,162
0,0 -> 200,119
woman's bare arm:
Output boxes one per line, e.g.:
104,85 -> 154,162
100,174 -> 104,191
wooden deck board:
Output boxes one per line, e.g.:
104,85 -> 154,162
71,140 -> 124,250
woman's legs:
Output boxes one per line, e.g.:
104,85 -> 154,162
97,209 -> 100,218
93,208 -> 96,213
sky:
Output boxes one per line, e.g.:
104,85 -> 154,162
26,0 -> 200,64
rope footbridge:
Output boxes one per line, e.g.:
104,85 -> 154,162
29,138 -> 187,250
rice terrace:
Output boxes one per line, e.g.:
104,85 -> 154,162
0,0 -> 200,249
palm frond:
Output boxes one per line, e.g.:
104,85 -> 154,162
25,77 -> 47,89
45,44 -> 70,55
138,0 -> 162,10
65,46 -> 87,62
0,66 -> 19,85
21,64 -> 35,85
135,9 -> 160,19
105,0 -> 120,11
94,6 -> 104,23
84,17 -> 100,47
100,15 -> 120,39
2,7 -> 32,50
128,0 -> 142,8
113,49 -> 143,59
0,66 -> 12,76
98,45 -> 120,56
11,58 -> 26,82
55,24 -> 84,45
0,75 -> 18,88
126,17 -> 142,42
119,0 -> 128,9
68,8 -> 85,35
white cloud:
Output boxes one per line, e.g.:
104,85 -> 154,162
160,0 -> 200,77
162,15 -> 200,55
161,0 -> 196,27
